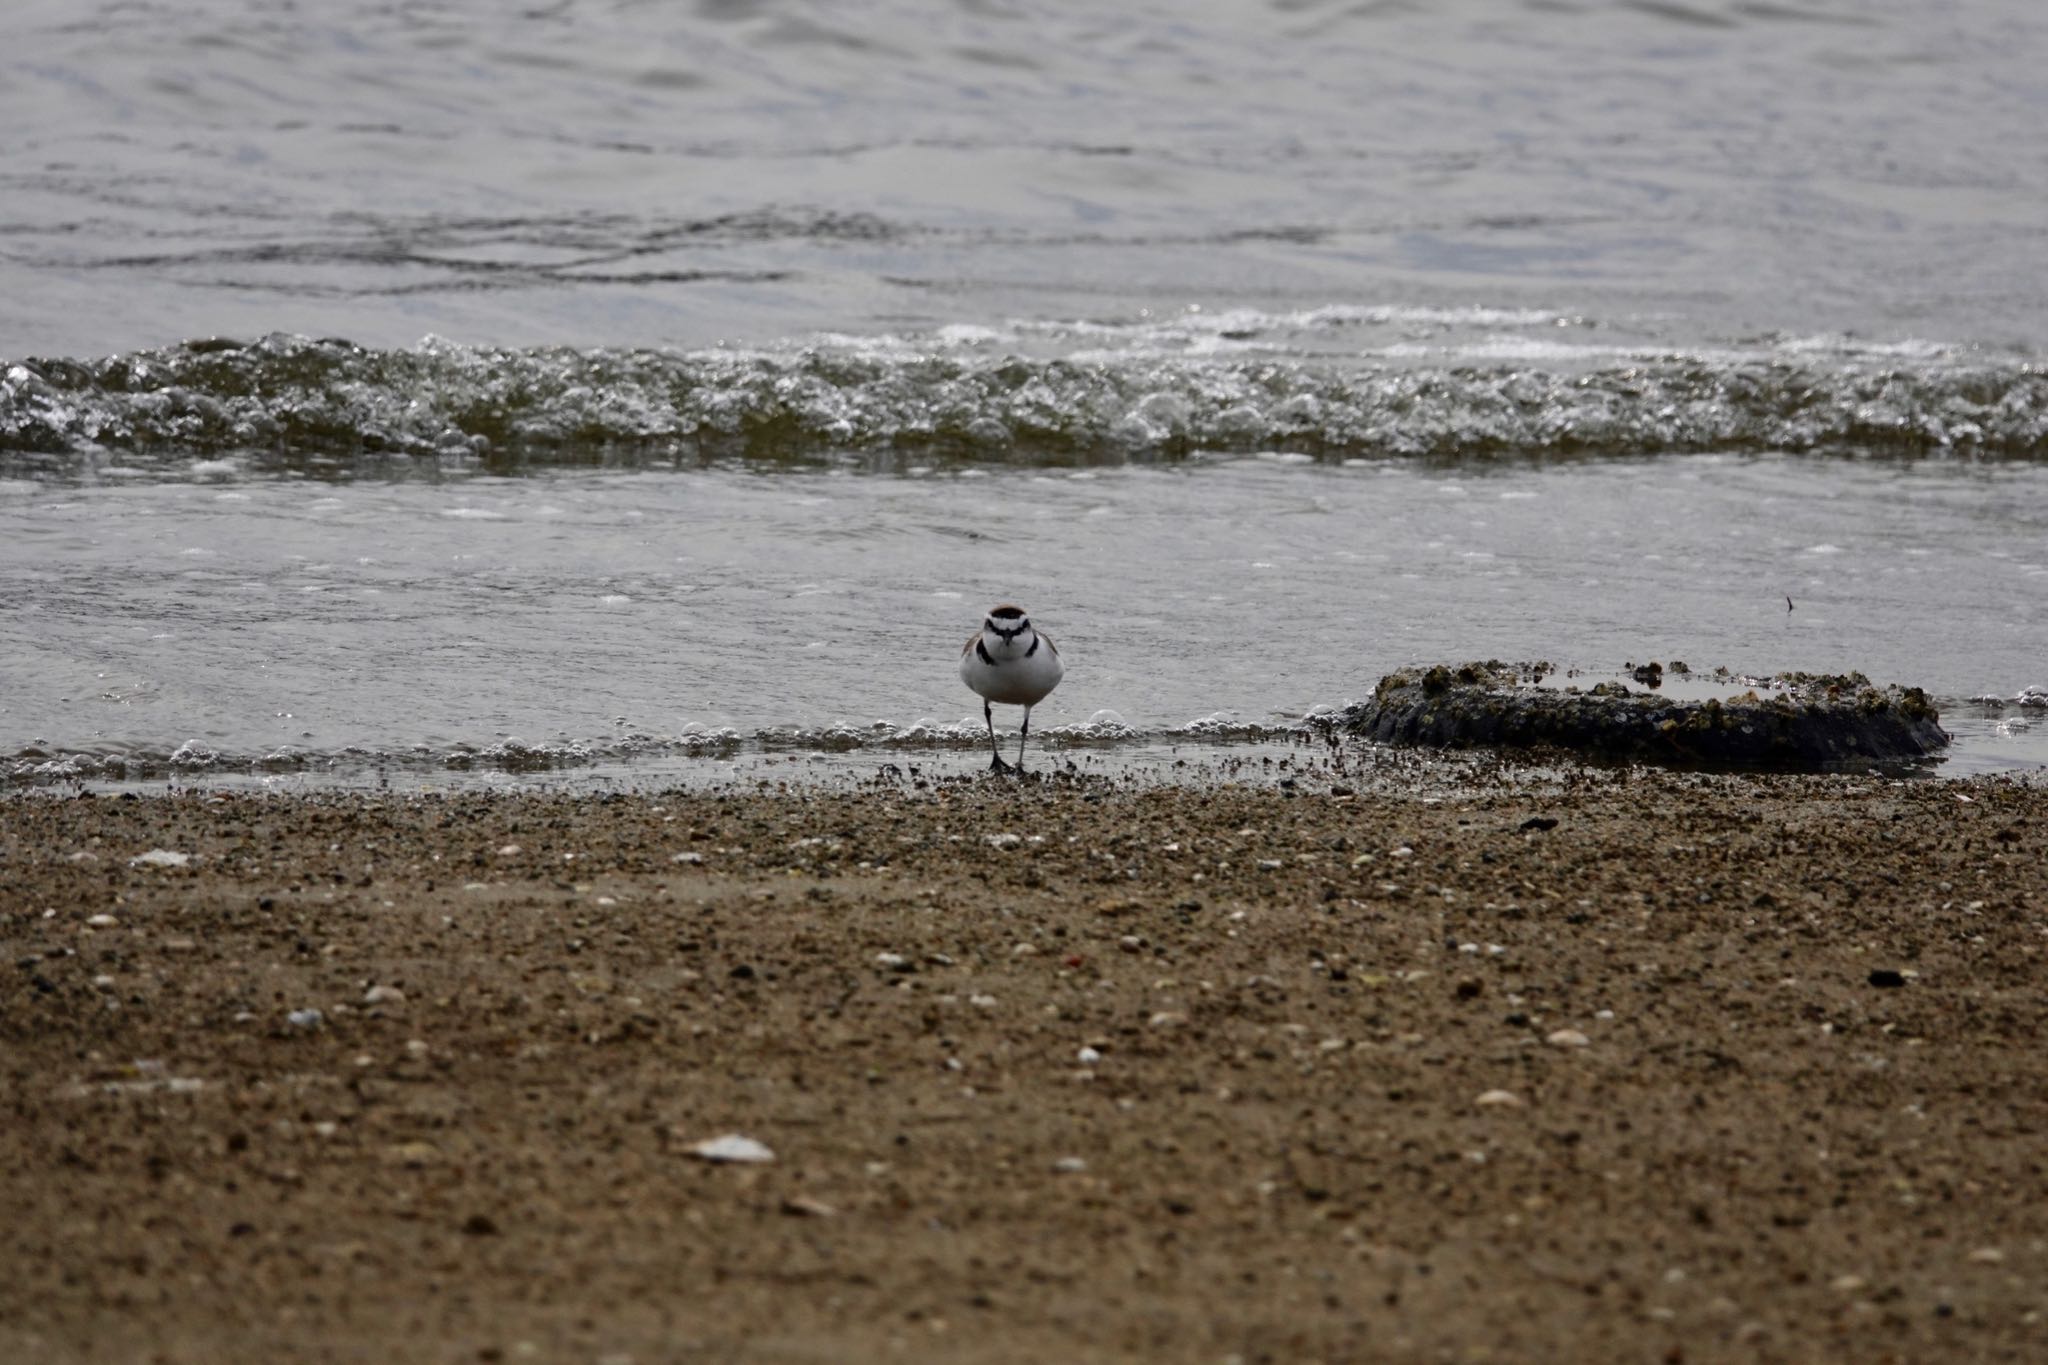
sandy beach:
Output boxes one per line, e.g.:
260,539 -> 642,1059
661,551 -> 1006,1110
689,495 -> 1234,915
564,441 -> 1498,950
3,769 -> 2044,1363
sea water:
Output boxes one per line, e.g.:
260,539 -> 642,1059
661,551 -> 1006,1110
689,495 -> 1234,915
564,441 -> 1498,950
3,1 -> 2044,787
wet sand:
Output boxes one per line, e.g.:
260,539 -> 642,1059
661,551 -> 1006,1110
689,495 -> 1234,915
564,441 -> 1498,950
3,770 -> 2045,1363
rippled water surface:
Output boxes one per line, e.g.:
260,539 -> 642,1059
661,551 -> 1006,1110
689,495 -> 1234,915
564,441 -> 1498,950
6,0 -> 2047,355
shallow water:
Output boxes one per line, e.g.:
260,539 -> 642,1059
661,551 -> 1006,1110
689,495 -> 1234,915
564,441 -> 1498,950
4,452 -> 2043,785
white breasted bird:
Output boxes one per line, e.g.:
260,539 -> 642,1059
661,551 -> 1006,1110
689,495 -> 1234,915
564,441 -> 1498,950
959,604 -> 1063,772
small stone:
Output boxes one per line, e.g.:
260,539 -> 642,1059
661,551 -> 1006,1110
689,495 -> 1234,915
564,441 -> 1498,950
1148,1011 -> 1190,1029
129,849 -> 191,869
1077,1046 -> 1102,1066
688,1134 -> 775,1164
1051,1156 -> 1088,1174
781,1195 -> 836,1218
85,914 -> 119,928
384,1141 -> 440,1167
1475,1089 -> 1525,1108
286,1008 -> 324,1030
671,851 -> 704,865
363,985 -> 407,1006
1966,1247 -> 2005,1265
163,937 -> 197,952
462,1213 -> 500,1236
497,844 -> 522,856
1830,1273 -> 1868,1293
1868,969 -> 1907,989
1546,1028 -> 1591,1047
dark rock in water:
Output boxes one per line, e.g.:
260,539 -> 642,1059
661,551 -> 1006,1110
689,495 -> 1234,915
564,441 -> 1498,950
1340,661 -> 1948,769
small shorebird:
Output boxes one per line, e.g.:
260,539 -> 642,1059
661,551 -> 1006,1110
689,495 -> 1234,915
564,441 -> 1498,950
960,604 -> 1063,772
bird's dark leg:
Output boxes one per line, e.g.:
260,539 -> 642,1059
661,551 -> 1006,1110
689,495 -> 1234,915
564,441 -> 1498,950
1016,705 -> 1032,771
985,699 -> 1012,773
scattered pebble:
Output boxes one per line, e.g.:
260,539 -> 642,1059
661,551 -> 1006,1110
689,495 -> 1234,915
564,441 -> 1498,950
1547,1029 -> 1591,1048
781,1195 -> 836,1218
688,1134 -> 776,1165
1077,1046 -> 1102,1066
1475,1089 -> 1525,1108
286,1008 -> 324,1030
1868,969 -> 1907,989
1052,1156 -> 1088,1174
85,914 -> 118,928
671,851 -> 705,865
128,849 -> 191,869
363,985 -> 407,1006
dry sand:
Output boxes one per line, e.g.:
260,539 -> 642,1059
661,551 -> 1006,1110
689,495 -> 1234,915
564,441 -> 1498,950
3,767 -> 2045,1363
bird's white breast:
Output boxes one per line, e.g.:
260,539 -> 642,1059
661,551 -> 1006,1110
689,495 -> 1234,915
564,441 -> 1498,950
961,631 -> 1063,706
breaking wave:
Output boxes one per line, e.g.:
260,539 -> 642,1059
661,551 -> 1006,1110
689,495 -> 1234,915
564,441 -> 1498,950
5,325 -> 2045,475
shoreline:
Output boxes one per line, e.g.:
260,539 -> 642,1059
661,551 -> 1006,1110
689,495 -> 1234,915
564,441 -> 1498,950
4,774 -> 2045,1361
